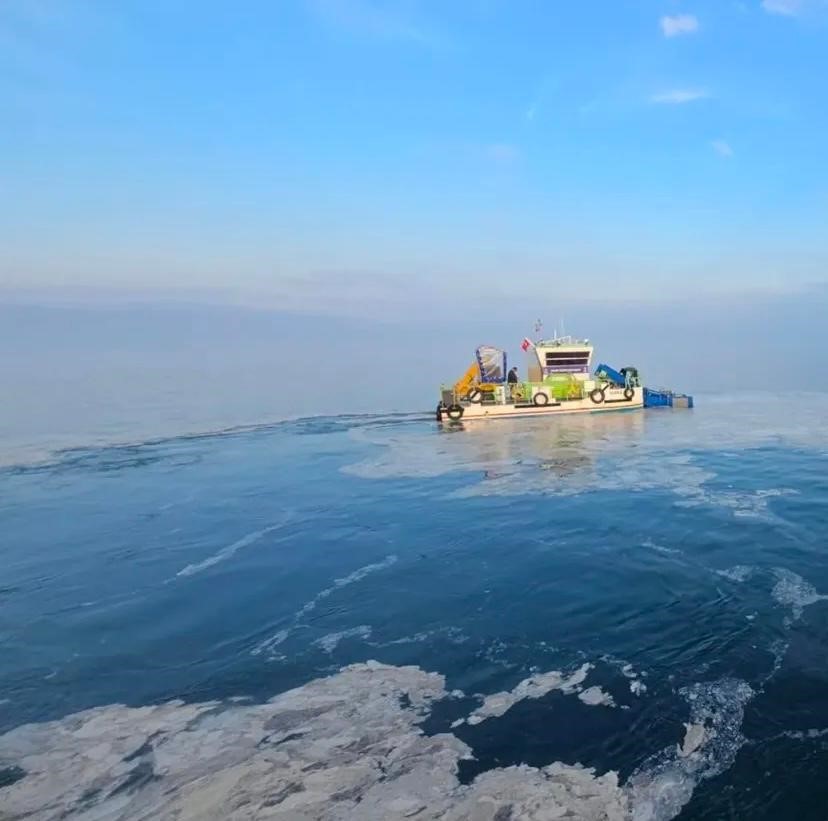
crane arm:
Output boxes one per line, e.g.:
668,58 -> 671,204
453,362 -> 480,397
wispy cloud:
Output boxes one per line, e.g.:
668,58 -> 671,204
308,0 -> 439,45
651,89 -> 710,105
660,14 -> 700,37
711,139 -> 734,157
761,0 -> 801,15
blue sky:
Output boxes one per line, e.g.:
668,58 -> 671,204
2,0 -> 828,316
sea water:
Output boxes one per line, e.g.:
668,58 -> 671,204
2,395 -> 828,818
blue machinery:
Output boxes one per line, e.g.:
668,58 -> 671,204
642,388 -> 694,409
594,363 -> 631,388
596,362 -> 694,409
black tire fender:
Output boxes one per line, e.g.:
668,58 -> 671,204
533,391 -> 550,407
447,404 -> 464,420
467,389 -> 483,404
589,388 -> 605,404
623,387 -> 635,401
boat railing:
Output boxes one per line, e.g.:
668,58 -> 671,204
441,384 -> 516,407
443,377 -> 593,407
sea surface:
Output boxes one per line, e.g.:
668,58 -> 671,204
3,394 -> 828,818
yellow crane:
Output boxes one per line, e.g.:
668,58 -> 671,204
449,347 -> 507,400
453,363 -> 500,399
453,362 -> 480,398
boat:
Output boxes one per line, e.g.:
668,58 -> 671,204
436,334 -> 692,423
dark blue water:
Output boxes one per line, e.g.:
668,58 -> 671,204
2,396 -> 828,818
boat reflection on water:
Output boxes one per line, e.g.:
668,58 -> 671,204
439,410 -> 646,483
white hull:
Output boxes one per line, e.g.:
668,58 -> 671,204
438,387 -> 643,423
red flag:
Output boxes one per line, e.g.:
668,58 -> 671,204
521,337 -> 533,352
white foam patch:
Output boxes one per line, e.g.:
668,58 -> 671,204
0,662 -> 759,821
673,487 -> 796,521
176,517 -> 291,578
378,626 -> 470,647
252,555 -> 398,658
454,453 -> 718,504
603,658 -> 649,695
766,638 -> 790,682
0,662 -> 630,820
326,555 -> 397,594
466,663 -> 592,725
579,686 -> 616,707
643,540 -> 682,556
698,564 -> 827,688
345,414 -> 715,499
778,728 -> 828,741
771,567 -> 828,622
478,637 -> 523,669
342,399 -> 809,522
626,678 -> 754,821
314,625 -> 373,654
716,565 -> 755,583
295,554 -> 399,624
252,628 -> 290,657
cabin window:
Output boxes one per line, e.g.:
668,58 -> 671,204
544,353 -> 590,365
543,351 -> 591,373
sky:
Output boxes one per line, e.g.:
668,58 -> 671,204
2,0 -> 828,318
1,0 -> 828,443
